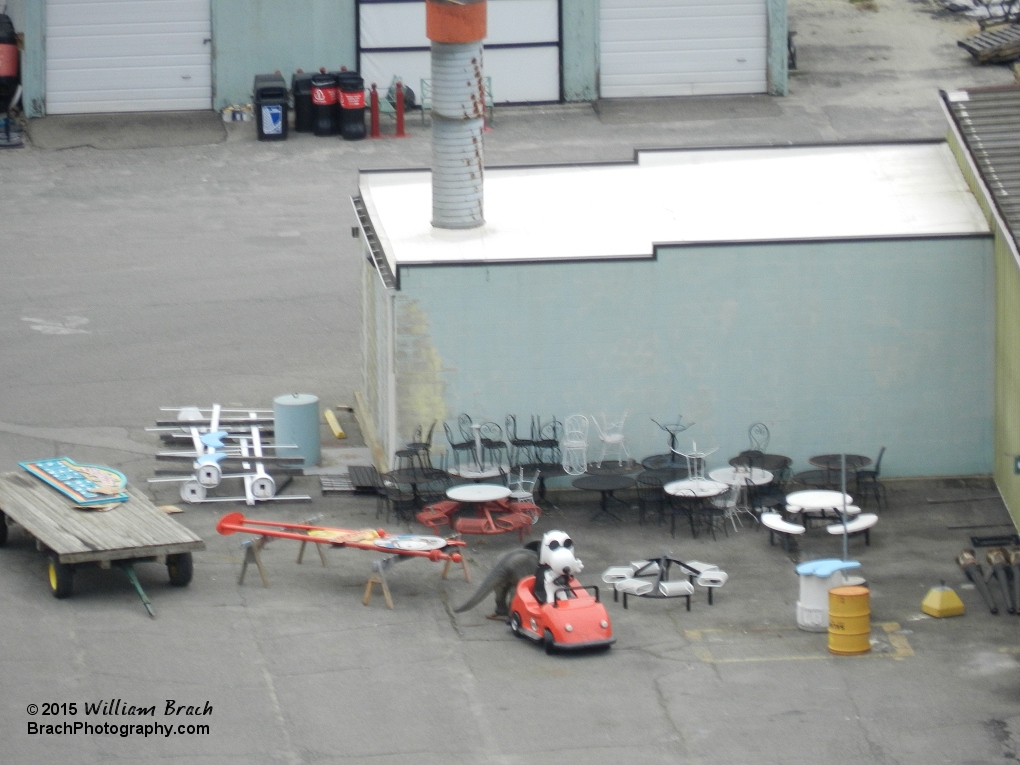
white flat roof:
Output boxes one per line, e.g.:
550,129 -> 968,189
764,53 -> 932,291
358,143 -> 990,270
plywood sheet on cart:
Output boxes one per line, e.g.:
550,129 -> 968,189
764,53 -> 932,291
0,472 -> 204,564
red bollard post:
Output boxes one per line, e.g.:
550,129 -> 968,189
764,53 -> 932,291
395,81 -> 407,138
370,83 -> 381,139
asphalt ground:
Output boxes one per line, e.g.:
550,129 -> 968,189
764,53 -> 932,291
1,0 -> 1019,762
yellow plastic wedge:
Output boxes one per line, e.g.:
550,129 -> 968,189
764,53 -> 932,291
921,585 -> 965,618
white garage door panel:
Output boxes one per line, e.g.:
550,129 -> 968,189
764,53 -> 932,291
606,75 -> 762,97
600,0 -> 767,98
487,0 -> 558,45
485,47 -> 559,102
362,47 -> 559,104
359,3 -> 428,50
608,53 -> 766,76
360,51 -> 432,98
49,64 -> 211,91
47,0 -> 211,114
358,0 -> 559,104
48,0 -> 209,24
604,21 -> 766,43
50,33 -> 211,60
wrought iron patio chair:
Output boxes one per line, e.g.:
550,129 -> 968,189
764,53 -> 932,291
505,414 -> 536,466
531,417 -> 562,466
443,421 -> 476,471
855,446 -> 888,510
636,473 -> 668,525
748,422 -> 771,453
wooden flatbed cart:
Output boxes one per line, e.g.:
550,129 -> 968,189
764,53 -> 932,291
0,471 -> 205,616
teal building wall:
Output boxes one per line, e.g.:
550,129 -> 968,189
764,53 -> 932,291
767,0 -> 788,96
369,235 -> 994,476
561,0 -> 598,102
211,0 -> 356,110
16,0 -> 44,118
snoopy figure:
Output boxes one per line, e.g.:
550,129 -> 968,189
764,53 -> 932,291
533,529 -> 584,604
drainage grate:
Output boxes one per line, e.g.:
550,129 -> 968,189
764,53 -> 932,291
970,534 -> 1020,548
320,466 -> 379,494
320,475 -> 354,493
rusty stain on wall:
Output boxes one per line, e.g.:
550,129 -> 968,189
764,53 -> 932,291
395,298 -> 447,448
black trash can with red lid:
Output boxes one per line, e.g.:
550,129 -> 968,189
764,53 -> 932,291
310,72 -> 338,136
335,70 -> 366,141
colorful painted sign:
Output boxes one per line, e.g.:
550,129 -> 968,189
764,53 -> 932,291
20,458 -> 129,506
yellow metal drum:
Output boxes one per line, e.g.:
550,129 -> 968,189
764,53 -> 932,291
828,585 -> 871,655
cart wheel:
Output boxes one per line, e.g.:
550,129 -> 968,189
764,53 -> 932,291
166,552 -> 194,587
510,611 -> 524,638
250,475 -> 276,500
197,462 -> 222,488
48,554 -> 73,599
180,480 -> 206,503
543,629 -> 555,655
0,509 -> 7,547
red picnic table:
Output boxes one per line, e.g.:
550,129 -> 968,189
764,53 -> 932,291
416,483 -> 540,540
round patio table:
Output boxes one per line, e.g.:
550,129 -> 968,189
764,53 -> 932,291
728,453 -> 792,473
639,467 -> 689,483
663,478 -> 729,498
586,461 -> 640,476
808,454 -> 871,472
785,489 -> 853,512
446,484 -> 514,536
446,484 -> 511,503
573,474 -> 635,523
641,453 -> 689,471
808,454 -> 871,490
709,467 -> 773,487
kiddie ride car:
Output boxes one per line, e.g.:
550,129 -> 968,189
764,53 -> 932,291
509,575 -> 615,654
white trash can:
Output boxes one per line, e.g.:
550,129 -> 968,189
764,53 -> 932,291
796,558 -> 862,632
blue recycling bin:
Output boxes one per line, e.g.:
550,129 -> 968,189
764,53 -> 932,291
253,73 -> 288,141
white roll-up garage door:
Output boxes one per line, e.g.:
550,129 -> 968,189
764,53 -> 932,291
600,0 -> 766,98
358,0 -> 560,104
46,0 -> 212,114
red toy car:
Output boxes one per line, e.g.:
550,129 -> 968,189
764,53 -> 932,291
509,575 -> 615,654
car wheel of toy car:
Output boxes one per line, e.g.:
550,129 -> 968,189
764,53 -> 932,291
510,611 -> 524,638
544,629 -> 555,655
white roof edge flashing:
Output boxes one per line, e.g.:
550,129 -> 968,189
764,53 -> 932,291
359,143 -> 991,269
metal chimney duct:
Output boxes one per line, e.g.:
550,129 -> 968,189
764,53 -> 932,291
426,0 -> 486,229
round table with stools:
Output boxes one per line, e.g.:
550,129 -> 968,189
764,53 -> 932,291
442,484 -> 535,538
785,489 -> 856,528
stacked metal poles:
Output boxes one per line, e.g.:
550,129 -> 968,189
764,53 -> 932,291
426,0 -> 487,230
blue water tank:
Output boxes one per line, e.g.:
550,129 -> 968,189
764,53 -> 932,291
273,393 -> 321,467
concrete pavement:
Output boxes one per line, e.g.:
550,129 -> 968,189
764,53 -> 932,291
1,0 -> 1019,762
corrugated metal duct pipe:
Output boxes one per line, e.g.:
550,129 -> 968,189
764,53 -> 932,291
426,0 -> 486,230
